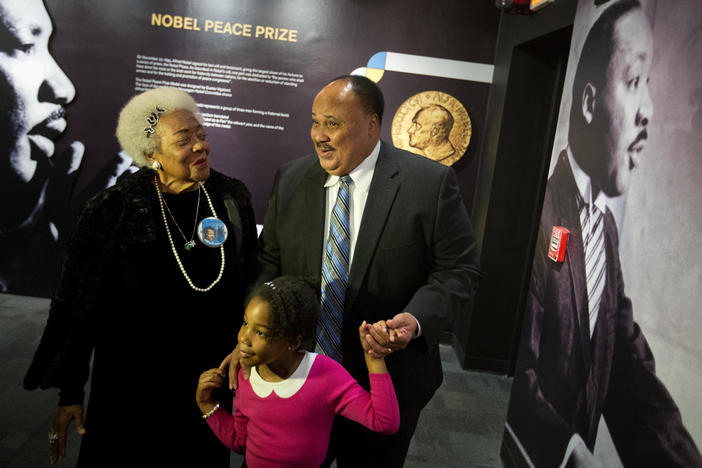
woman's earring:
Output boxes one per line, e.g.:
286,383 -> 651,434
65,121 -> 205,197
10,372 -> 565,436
151,160 -> 161,171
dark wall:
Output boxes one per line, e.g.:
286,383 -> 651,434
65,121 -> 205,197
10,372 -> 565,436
453,1 -> 577,374
0,0 -> 500,297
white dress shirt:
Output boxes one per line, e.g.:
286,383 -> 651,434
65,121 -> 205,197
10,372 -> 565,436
322,140 -> 380,267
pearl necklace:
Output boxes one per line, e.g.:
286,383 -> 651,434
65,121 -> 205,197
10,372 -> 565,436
153,177 -> 225,292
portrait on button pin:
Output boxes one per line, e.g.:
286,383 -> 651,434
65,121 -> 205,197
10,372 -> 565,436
197,217 -> 227,247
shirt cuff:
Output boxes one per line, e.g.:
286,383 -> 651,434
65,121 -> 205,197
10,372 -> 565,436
412,315 -> 422,338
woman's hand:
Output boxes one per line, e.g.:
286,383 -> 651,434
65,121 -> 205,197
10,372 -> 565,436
50,405 -> 85,465
218,344 -> 251,390
196,368 -> 225,415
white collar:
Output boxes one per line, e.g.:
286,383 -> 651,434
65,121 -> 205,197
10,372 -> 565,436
566,146 -> 607,213
249,351 -> 317,398
323,140 -> 380,192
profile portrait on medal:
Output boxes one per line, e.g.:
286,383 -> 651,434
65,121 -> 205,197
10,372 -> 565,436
391,90 -> 471,167
408,104 -> 456,163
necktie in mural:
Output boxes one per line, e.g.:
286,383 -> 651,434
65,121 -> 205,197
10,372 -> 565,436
580,201 -> 606,337
316,176 -> 352,362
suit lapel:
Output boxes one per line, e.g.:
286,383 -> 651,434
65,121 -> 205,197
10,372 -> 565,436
553,153 -> 592,370
346,143 -> 400,309
303,162 -> 327,279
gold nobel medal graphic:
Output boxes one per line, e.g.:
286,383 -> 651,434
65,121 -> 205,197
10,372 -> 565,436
391,91 -> 471,166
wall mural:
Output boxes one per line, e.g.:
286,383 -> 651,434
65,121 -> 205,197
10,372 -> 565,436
502,0 -> 702,466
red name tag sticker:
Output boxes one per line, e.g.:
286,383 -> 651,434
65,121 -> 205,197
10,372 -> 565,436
548,226 -> 569,262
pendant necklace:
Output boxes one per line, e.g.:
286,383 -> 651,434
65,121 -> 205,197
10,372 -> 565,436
153,177 -> 225,292
160,183 -> 200,251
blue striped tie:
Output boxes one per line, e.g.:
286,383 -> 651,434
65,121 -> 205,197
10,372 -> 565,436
316,176 -> 352,362
579,201 -> 606,337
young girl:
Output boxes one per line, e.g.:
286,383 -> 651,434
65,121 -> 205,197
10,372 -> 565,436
196,276 -> 400,467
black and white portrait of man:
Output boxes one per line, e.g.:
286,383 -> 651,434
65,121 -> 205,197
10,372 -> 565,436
503,1 -> 702,467
0,0 -> 84,294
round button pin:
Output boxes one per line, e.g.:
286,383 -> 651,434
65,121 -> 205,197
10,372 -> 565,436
197,217 -> 228,248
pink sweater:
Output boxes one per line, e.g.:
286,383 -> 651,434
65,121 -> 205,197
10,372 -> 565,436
207,352 -> 399,467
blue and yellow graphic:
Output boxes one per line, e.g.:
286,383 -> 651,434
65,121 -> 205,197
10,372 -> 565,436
351,51 -> 494,83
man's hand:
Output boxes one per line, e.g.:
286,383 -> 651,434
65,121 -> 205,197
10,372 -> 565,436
218,344 -> 251,390
386,312 -> 417,347
50,404 -> 85,465
364,312 -> 418,359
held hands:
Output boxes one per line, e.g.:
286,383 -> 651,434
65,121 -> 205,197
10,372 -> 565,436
49,404 -> 85,465
359,321 -> 389,374
363,312 -> 418,359
218,344 -> 251,391
196,368 -> 225,415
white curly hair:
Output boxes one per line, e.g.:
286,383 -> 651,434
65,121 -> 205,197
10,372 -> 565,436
116,87 -> 203,167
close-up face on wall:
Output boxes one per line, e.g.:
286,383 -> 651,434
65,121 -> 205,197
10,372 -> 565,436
593,8 -> 653,197
0,0 -> 74,186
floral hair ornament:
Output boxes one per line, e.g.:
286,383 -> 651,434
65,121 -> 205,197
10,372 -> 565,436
144,106 -> 167,137
264,281 -> 277,290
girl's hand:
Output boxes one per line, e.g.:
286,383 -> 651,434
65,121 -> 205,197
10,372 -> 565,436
359,321 -> 389,374
361,319 -> 395,359
359,321 -> 370,352
196,368 -> 225,414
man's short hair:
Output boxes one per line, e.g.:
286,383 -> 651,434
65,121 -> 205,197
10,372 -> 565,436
570,0 -> 642,126
327,74 -> 385,124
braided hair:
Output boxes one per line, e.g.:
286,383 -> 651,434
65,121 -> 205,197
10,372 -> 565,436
248,276 -> 319,345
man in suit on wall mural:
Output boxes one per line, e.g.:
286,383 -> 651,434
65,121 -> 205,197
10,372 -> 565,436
504,1 -> 702,466
223,74 -> 481,467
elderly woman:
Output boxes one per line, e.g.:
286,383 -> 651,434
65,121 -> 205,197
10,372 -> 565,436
24,87 -> 258,467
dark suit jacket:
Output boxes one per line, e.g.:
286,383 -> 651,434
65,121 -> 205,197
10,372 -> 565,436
257,141 -> 481,420
505,152 -> 701,467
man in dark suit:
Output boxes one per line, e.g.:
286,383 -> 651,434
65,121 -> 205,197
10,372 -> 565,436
503,1 -> 702,467
224,75 -> 480,466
